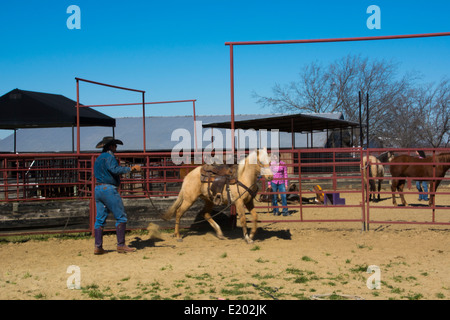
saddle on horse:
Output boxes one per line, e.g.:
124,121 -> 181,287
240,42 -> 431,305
200,164 -> 256,205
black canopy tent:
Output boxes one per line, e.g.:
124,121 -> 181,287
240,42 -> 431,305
203,113 -> 360,148
0,89 -> 116,152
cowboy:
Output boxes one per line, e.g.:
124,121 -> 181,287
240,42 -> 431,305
93,136 -> 141,255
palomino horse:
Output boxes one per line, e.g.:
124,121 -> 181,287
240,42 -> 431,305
362,151 -> 395,202
390,153 -> 450,206
162,148 -> 273,243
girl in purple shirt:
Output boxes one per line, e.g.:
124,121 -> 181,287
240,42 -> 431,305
268,154 -> 289,216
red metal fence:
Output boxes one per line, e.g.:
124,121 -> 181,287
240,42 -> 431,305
362,148 -> 450,228
256,148 -> 366,228
1,147 -> 449,236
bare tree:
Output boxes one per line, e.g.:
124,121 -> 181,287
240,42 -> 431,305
415,78 -> 449,148
253,62 -> 332,114
382,78 -> 449,148
254,59 -> 340,114
384,87 -> 424,148
253,54 -> 449,147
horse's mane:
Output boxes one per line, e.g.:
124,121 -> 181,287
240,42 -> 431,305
237,150 -> 255,177
378,151 -> 395,163
237,149 -> 269,177
362,155 -> 379,161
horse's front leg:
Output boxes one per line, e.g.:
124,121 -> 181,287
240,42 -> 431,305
236,201 -> 252,244
245,201 -> 258,242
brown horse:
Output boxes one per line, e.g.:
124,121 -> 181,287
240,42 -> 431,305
162,148 -> 273,243
390,153 -> 450,206
362,151 -> 395,202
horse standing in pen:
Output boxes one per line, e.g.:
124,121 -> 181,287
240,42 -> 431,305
362,151 -> 395,202
389,153 -> 450,206
162,148 -> 273,244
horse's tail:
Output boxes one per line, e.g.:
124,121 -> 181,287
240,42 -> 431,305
161,192 -> 184,221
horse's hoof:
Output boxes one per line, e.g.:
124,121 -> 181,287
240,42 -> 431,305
176,238 -> 183,242
217,235 -> 226,240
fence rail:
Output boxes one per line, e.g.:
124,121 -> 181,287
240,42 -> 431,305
1,147 -> 449,236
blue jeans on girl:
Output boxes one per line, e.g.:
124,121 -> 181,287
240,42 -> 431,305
416,181 -> 429,201
271,182 -> 289,216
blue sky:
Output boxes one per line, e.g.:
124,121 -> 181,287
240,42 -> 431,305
0,0 -> 449,139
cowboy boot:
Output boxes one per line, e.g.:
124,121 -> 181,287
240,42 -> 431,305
116,223 -> 136,253
94,227 -> 106,255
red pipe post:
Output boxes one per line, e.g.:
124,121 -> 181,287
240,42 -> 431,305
229,44 -> 235,154
76,79 -> 80,154
142,92 -> 146,152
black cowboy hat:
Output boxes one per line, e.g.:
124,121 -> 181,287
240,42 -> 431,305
95,136 -> 124,149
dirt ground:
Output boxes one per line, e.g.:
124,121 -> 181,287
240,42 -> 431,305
0,189 -> 449,301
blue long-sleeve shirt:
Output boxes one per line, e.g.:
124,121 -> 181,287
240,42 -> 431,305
94,151 -> 130,186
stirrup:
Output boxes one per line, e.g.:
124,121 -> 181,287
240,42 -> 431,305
213,194 -> 223,206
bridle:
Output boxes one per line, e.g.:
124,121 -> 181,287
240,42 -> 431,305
255,153 -> 273,180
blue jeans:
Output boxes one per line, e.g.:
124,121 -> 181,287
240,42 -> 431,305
94,184 -> 128,229
271,182 -> 288,216
416,181 -> 429,201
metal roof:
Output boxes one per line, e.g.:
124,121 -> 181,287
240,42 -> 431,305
0,89 -> 116,129
0,114 -> 344,153
203,112 -> 359,133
